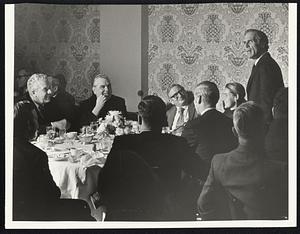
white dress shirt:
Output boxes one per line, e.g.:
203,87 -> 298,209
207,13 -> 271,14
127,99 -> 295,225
171,105 -> 189,131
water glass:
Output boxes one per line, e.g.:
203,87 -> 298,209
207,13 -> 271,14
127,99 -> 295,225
80,126 -> 87,135
46,126 -> 56,139
90,121 -> 98,133
59,128 -> 66,138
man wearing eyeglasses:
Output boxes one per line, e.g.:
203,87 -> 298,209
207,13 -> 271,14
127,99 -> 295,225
166,84 -> 197,136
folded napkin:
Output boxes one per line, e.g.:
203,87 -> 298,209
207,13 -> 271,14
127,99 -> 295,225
80,153 -> 105,168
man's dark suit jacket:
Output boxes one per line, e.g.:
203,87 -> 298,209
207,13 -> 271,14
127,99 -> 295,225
265,118 -> 288,163
246,52 -> 284,124
79,94 -> 127,127
97,131 -> 200,220
182,109 -> 238,176
166,102 -> 197,128
21,93 -> 65,134
197,144 -> 288,220
47,90 -> 79,131
13,137 -> 61,220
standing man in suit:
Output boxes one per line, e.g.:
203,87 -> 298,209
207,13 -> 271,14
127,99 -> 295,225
197,102 -> 288,220
244,29 -> 284,126
166,84 -> 197,136
79,74 -> 127,127
182,81 -> 237,177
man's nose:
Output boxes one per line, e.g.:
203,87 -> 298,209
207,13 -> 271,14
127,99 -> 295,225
47,89 -> 52,94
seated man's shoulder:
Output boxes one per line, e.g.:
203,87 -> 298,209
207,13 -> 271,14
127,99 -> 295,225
15,140 -> 48,161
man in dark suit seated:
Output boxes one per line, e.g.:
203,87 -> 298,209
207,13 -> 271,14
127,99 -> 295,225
244,29 -> 284,127
22,73 -> 70,134
47,74 -> 78,131
166,84 -> 197,136
197,101 -> 288,220
265,87 -> 288,162
79,74 -> 127,127
182,81 -> 238,177
96,95 -> 200,220
13,101 -> 93,221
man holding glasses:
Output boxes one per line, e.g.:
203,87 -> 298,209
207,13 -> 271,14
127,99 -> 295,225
166,84 -> 197,136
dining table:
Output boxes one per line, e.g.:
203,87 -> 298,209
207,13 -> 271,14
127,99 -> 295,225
32,134 -> 113,205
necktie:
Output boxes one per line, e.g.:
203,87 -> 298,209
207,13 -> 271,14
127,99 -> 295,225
174,107 -> 185,135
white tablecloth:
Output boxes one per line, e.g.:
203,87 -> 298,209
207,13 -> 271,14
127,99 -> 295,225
33,139 -> 108,202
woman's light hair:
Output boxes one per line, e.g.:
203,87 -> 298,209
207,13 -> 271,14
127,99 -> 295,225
233,101 -> 264,139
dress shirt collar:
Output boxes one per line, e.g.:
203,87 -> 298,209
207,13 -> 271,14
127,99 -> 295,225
200,107 -> 215,116
176,105 -> 188,112
254,52 -> 267,66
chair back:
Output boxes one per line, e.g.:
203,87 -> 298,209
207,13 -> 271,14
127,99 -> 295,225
99,150 -> 166,221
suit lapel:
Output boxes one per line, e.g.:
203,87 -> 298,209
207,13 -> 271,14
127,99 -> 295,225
188,102 -> 196,120
246,64 -> 257,95
246,52 -> 269,96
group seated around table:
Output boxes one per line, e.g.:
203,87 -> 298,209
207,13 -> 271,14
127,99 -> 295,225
12,72 -> 288,221
13,101 -> 94,221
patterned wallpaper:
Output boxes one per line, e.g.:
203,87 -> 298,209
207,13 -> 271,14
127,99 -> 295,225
15,3 -> 289,107
148,3 -> 288,108
15,4 -> 102,101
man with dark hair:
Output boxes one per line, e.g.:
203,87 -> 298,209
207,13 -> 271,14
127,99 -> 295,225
223,82 -> 246,119
96,95 -> 199,220
13,101 -> 93,221
182,81 -> 237,176
166,84 -> 197,136
197,101 -> 288,220
79,74 -> 127,127
47,74 -> 78,131
244,29 -> 284,126
265,87 -> 288,162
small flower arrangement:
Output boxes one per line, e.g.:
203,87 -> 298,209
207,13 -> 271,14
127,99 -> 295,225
96,110 -> 139,136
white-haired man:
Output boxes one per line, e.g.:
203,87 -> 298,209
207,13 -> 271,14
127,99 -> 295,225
79,74 -> 127,127
24,73 -> 69,134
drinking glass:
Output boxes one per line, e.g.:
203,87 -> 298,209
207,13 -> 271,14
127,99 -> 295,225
46,126 -> 56,139
90,121 -> 98,133
59,128 -> 66,138
80,126 -> 87,135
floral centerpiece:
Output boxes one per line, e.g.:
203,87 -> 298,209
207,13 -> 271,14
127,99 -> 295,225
96,111 -> 139,136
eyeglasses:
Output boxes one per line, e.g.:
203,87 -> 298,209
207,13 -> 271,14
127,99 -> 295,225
169,89 -> 185,100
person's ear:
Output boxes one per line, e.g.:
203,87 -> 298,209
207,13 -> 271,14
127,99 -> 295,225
234,94 -> 239,103
232,126 -> 238,138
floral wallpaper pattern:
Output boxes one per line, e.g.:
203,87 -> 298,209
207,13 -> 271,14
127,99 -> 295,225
15,3 -> 289,106
148,3 -> 288,107
15,4 -> 102,101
